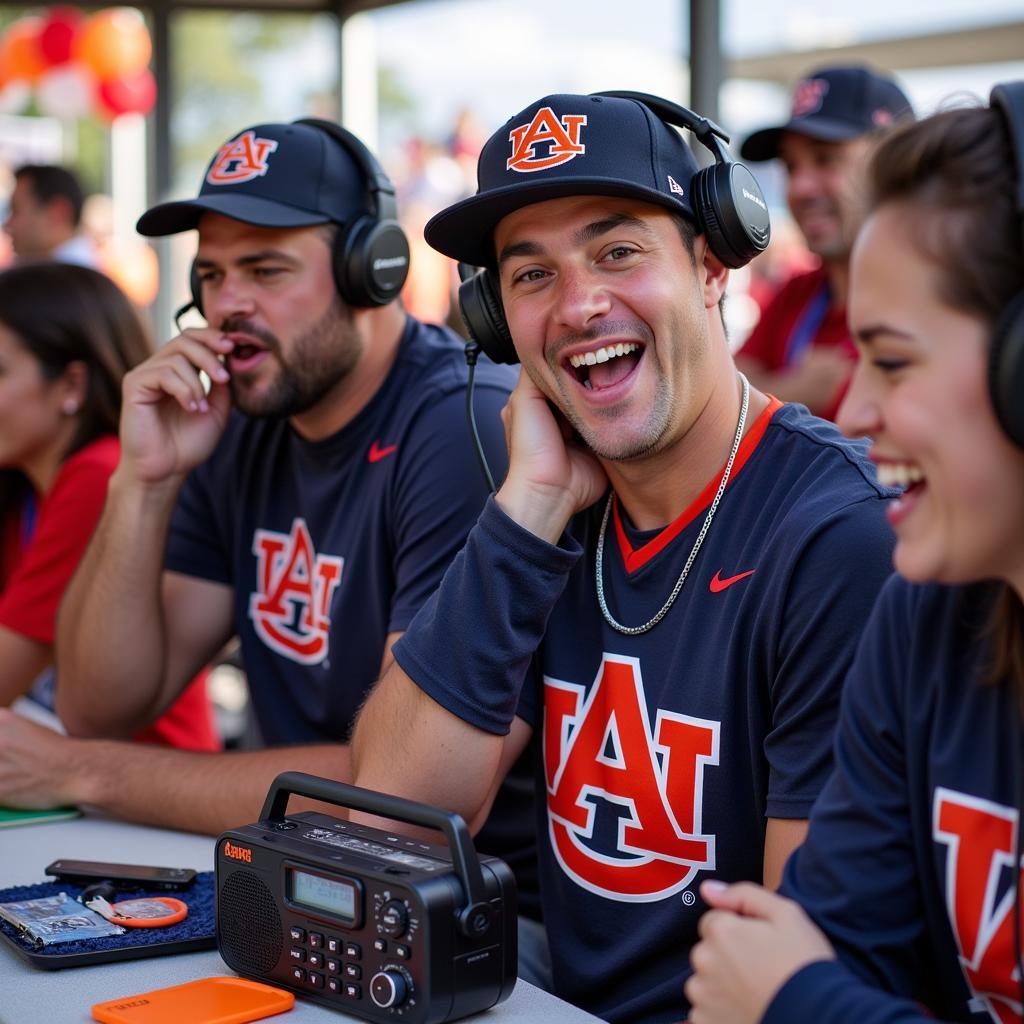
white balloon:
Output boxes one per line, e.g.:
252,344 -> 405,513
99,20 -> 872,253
36,65 -> 95,121
0,80 -> 30,115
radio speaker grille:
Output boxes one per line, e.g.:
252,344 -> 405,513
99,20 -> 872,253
218,869 -> 283,975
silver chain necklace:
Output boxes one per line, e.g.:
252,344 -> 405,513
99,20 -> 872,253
595,372 -> 751,636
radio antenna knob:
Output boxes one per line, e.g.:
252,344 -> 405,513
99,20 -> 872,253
370,968 -> 409,1009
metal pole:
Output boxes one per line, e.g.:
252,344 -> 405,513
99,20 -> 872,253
688,0 -> 723,163
150,0 -> 175,336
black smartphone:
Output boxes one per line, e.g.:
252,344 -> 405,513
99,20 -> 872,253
44,859 -> 197,890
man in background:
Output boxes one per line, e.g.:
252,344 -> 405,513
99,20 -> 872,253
4,164 -> 98,267
736,65 -> 912,420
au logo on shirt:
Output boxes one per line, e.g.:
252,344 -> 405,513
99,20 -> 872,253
934,787 -> 1024,1024
249,518 -> 343,664
543,654 -> 719,901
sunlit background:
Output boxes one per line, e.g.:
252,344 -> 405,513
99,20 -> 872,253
0,0 -> 1020,340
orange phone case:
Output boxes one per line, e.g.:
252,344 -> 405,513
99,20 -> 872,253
91,976 -> 294,1024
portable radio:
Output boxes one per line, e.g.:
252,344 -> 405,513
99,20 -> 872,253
215,772 -> 517,1023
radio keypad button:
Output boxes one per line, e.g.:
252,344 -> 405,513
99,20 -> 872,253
327,958 -> 340,974
345,982 -> 363,1000
395,943 -> 411,960
309,971 -> 325,989
328,978 -> 341,994
308,951 -> 324,969
373,938 -> 388,953
289,926 -> 305,943
327,936 -> 341,954
344,941 -> 362,959
309,931 -> 323,948
291,967 -> 306,983
344,963 -> 362,980
289,947 -> 306,962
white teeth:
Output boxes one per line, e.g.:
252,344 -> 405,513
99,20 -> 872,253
875,462 -> 924,489
569,342 -> 639,369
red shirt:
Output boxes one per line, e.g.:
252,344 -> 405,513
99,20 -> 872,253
738,265 -> 855,421
0,436 -> 219,752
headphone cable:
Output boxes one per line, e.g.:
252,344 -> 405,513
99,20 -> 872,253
463,340 -> 497,494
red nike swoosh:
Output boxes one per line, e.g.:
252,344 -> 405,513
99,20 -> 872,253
709,569 -> 756,593
368,440 -> 398,463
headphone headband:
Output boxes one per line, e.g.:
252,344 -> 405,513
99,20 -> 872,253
593,90 -> 734,164
986,81 -> 1024,448
293,117 -> 399,225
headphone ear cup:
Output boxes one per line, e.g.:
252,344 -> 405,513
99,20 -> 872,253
989,290 -> 1024,448
189,258 -> 204,317
458,270 -> 517,364
691,162 -> 770,269
336,216 -> 411,307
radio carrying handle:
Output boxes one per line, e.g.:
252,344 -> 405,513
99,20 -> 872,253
261,772 -> 495,938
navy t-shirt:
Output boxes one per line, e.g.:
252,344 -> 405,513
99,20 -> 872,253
395,400 -> 897,1022
165,317 -> 540,910
768,578 -> 1023,1024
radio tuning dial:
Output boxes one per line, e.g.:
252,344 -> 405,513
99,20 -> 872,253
370,968 -> 410,1009
379,898 -> 409,937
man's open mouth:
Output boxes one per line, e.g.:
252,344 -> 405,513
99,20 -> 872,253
567,342 -> 643,390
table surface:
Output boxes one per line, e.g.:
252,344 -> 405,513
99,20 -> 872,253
0,815 -> 601,1024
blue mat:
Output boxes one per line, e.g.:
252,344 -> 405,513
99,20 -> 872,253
0,872 -> 215,969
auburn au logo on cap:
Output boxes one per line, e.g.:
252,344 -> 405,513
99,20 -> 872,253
206,130 -> 280,186
791,78 -> 829,117
507,107 -> 587,173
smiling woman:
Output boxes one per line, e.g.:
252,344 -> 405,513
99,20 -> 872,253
685,85 -> 1024,1024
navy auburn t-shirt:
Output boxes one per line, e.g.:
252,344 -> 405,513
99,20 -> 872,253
768,578 -> 1023,1024
396,400 -> 897,1023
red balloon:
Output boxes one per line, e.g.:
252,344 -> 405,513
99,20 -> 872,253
96,66 -> 155,119
39,7 -> 84,67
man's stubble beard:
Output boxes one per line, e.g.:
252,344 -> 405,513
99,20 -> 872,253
227,296 -> 362,419
525,317 -> 690,464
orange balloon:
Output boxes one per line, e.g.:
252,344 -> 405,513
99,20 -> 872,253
0,18 -> 48,86
75,8 -> 151,81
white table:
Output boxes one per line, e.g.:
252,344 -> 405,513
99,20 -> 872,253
0,815 -> 601,1024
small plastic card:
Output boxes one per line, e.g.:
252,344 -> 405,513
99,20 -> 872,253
0,892 -> 125,946
91,976 -> 295,1023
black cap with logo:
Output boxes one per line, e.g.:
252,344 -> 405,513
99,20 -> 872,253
137,122 -> 368,236
740,66 -> 913,163
426,93 -> 707,269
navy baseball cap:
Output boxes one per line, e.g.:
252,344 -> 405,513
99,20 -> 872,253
740,66 -> 913,163
425,93 -> 703,268
137,121 -> 367,236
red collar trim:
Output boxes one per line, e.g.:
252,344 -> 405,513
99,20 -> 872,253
613,397 -> 783,574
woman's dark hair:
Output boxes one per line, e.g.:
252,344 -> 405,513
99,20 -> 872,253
865,104 -> 1024,690
0,263 -> 153,520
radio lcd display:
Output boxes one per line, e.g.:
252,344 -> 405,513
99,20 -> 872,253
287,867 -> 357,922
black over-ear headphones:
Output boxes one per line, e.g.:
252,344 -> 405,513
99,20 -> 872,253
185,118 -> 409,321
456,90 -> 771,365
988,81 -> 1024,449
